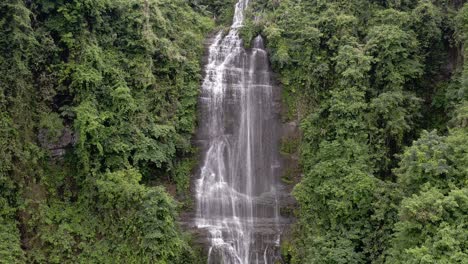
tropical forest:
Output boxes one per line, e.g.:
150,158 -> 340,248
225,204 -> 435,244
0,0 -> 467,263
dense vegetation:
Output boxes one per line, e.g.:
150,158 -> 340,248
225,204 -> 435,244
242,0 -> 467,263
1,0 -> 467,263
0,0 -> 214,262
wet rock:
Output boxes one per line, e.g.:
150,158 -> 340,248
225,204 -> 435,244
38,127 -> 76,158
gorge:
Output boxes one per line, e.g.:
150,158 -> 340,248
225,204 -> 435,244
0,0 -> 467,263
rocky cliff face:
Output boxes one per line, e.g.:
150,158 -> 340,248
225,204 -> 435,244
180,1 -> 295,263
38,127 -> 76,158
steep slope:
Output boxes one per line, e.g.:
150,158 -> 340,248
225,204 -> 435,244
0,0 -> 212,262
241,0 -> 468,263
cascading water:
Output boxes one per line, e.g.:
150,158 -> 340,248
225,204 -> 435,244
194,0 -> 285,263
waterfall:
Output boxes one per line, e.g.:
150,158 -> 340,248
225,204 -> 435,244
195,0 -> 284,263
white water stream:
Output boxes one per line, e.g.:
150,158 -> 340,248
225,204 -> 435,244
195,1 -> 283,263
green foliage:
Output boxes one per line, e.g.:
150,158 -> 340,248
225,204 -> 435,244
365,25 -> 422,91
397,16 -> 468,263
388,187 -> 468,263
245,0 -> 468,263
94,169 -> 194,263
455,4 -> 468,101
0,0 -> 213,262
190,0 -> 237,26
294,139 -> 375,263
2,0 -> 468,262
395,130 -> 455,194
172,156 -> 197,196
388,106 -> 468,262
39,112 -> 65,143
411,1 -> 442,50
0,215 -> 25,264
280,136 -> 300,155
